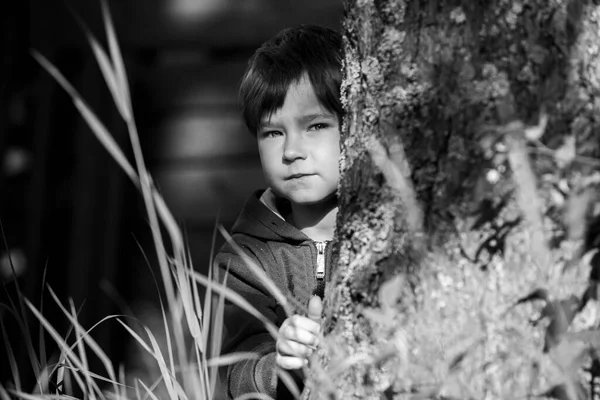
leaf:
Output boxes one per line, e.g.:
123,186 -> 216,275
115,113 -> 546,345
524,111 -> 549,141
564,189 -> 593,241
379,275 -> 404,311
474,231 -> 509,262
447,349 -> 469,373
361,307 -> 393,327
446,335 -> 484,375
586,250 -> 600,280
543,296 -> 580,352
565,329 -> 600,349
585,214 -> 600,252
505,126 -> 551,269
515,288 -> 549,306
550,187 -> 566,207
536,382 -> 587,400
554,135 -> 577,169
551,341 -> 588,371
469,198 -> 506,230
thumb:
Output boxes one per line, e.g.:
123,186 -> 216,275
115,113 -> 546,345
307,295 -> 323,323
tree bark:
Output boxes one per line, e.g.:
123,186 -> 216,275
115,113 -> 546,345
304,1 -> 600,399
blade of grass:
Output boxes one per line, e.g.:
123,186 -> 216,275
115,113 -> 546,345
193,246 -> 212,398
182,245 -> 209,398
38,263 -> 49,382
140,373 -> 168,400
54,339 -> 85,393
35,36 -> 189,394
190,269 -> 279,339
46,287 -> 119,390
133,237 -> 177,384
0,317 -> 21,391
134,380 -> 142,400
207,352 -> 260,368
33,51 -> 183,264
174,252 -> 200,341
201,251 -> 213,351
52,363 -> 129,391
277,368 -> 301,399
63,365 -> 73,397
116,320 -> 181,400
44,299 -> 86,391
56,354 -> 66,395
209,268 -> 228,397
0,220 -> 41,379
127,128 -> 186,396
24,298 -> 104,398
67,2 -> 130,122
67,299 -> 93,398
0,385 -> 11,400
100,0 -> 131,117
31,365 -> 49,395
31,51 -> 137,183
152,186 -> 184,263
9,390 -> 80,400
80,21 -> 130,121
201,216 -> 221,352
144,326 -> 189,400
138,380 -> 161,400
118,364 -> 126,400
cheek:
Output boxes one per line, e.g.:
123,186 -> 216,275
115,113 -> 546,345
258,146 -> 280,182
317,144 -> 341,180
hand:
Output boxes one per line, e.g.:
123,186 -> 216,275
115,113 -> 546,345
276,296 -> 322,370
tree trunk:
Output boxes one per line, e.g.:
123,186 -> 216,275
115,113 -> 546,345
305,0 -> 600,399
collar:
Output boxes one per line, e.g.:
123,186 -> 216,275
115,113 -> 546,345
259,188 -> 288,222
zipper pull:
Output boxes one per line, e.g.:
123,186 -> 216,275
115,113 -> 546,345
315,241 -> 326,280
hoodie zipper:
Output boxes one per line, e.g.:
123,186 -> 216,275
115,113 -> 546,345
314,241 -> 329,299
315,241 -> 327,281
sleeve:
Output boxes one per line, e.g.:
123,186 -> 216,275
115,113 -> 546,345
215,241 -> 282,399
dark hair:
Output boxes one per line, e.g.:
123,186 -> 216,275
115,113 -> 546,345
239,25 -> 343,135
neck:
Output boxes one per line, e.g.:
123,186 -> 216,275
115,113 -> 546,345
289,195 -> 338,242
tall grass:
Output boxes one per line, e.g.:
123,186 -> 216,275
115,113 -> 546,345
0,1 -> 292,399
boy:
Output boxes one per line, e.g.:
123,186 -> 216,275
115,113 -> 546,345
215,25 -> 343,399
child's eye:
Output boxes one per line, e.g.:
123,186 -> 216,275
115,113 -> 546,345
261,131 -> 282,139
308,123 -> 329,131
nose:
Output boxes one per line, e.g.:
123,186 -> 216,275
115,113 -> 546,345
282,133 -> 307,162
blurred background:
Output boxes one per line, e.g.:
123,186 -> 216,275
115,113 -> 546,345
0,0 -> 342,390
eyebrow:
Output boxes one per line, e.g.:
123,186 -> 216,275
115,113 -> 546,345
296,113 -> 336,125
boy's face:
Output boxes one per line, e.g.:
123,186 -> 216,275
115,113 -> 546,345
257,75 -> 340,206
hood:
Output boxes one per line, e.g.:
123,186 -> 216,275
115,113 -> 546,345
230,188 -> 310,244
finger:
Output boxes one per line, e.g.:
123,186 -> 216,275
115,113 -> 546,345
280,322 -> 319,346
285,315 -> 320,335
277,339 -> 314,358
276,354 -> 307,370
307,296 -> 322,323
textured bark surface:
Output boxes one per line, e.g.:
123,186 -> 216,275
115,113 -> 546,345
304,1 -> 600,399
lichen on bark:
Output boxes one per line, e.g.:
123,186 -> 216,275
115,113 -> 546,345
304,0 -> 600,399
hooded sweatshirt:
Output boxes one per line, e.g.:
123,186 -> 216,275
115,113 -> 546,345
215,189 -> 333,399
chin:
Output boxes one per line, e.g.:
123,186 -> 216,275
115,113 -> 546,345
284,190 -> 337,207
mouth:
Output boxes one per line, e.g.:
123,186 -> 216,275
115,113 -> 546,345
285,173 -> 315,180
